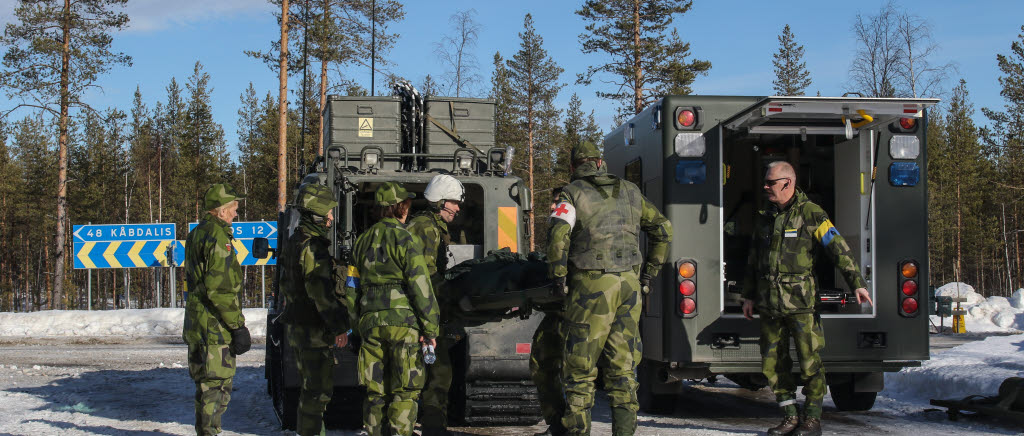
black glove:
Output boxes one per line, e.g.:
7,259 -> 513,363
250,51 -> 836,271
230,326 -> 252,356
640,272 -> 653,295
551,276 -> 567,297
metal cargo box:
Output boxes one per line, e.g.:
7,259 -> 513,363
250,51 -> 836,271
324,96 -> 401,156
425,97 -> 495,156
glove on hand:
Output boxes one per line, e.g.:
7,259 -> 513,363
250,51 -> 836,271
640,272 -> 653,295
551,276 -> 567,297
230,326 -> 252,356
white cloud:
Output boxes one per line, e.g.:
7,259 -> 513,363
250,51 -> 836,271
0,0 -> 273,34
123,0 -> 274,33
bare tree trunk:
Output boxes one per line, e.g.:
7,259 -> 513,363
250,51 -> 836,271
632,0 -> 643,115
318,0 -> 329,156
158,134 -> 163,223
278,0 -> 290,213
527,107 -> 535,251
53,0 -> 72,310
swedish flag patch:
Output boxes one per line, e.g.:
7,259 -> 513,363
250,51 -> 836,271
814,220 -> 840,247
345,265 -> 360,288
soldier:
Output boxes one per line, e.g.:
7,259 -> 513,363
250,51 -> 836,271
182,183 -> 251,436
741,161 -> 873,436
279,183 -> 351,436
547,141 -> 672,436
406,174 -> 463,436
531,186 -> 568,436
344,182 -> 440,436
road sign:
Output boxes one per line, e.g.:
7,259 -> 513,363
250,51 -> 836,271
73,223 -> 175,243
73,223 -> 177,269
185,221 -> 278,266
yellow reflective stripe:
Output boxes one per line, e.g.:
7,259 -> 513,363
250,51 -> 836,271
497,206 -> 518,252
154,240 -> 171,266
232,239 -> 248,265
104,242 -> 122,268
814,219 -> 835,243
78,242 -> 97,269
128,242 -> 145,267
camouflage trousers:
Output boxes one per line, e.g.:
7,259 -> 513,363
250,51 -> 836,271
560,269 -> 642,436
759,312 -> 827,418
420,332 -> 454,428
187,343 -> 235,436
530,311 -> 565,431
358,326 -> 426,436
286,324 -> 336,436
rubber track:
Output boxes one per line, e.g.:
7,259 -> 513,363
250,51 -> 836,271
463,381 -> 543,425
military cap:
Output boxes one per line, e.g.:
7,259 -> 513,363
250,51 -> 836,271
375,181 -> 415,206
203,183 -> 244,211
298,183 -> 338,217
572,140 -> 602,163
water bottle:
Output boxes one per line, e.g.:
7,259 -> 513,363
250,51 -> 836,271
422,344 -> 436,365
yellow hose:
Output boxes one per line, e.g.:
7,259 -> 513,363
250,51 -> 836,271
841,109 -> 874,128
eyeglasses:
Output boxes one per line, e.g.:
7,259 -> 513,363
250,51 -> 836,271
764,177 -> 790,187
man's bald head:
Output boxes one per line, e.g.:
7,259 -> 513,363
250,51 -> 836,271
764,161 -> 797,206
766,161 -> 796,180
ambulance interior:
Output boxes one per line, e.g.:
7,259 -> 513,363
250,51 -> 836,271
721,131 -> 867,316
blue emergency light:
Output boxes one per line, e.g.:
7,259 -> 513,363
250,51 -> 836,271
889,162 -> 920,186
675,160 -> 706,185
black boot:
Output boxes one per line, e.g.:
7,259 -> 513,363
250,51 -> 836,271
791,417 -> 821,436
766,415 -> 800,436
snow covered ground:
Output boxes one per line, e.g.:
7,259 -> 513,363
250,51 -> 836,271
0,308 -> 268,338
932,282 -> 1024,332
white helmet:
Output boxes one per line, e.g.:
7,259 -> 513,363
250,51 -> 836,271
424,174 -> 465,204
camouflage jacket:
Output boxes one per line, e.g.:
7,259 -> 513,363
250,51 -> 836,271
547,162 -> 673,278
344,217 -> 440,339
405,211 -> 451,278
279,213 -> 350,336
183,214 -> 245,345
741,190 -> 867,316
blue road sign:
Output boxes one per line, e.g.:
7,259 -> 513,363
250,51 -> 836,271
73,223 -> 175,243
185,221 -> 278,266
73,238 -> 179,269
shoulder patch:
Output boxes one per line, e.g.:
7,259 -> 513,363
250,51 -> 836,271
550,200 -> 577,229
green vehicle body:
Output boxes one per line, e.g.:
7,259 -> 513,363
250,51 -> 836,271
603,95 -> 939,413
264,94 -> 543,429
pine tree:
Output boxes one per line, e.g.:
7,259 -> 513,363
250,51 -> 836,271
772,25 -> 812,96
506,14 -> 564,250
576,0 -> 710,116
0,0 -> 131,308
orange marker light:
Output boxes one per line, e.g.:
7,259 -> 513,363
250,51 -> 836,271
678,262 -> 696,278
901,262 -> 918,278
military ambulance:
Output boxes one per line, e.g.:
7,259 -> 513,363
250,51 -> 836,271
260,88 -> 543,428
603,95 -> 938,413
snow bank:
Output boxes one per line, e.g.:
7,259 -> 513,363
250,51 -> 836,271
0,308 -> 267,337
931,282 -> 1024,332
886,333 -> 1024,402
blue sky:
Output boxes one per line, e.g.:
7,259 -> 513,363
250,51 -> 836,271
1,0 -> 1020,153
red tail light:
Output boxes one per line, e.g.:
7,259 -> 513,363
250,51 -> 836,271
680,298 -> 696,314
678,110 -> 696,127
902,297 -> 918,314
899,118 -> 916,130
679,280 -> 696,296
901,280 -> 918,296
676,259 -> 698,318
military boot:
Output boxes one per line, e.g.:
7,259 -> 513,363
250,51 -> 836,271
790,417 -> 821,436
766,415 -> 800,436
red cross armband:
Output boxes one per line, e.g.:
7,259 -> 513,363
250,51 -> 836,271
550,201 -> 577,230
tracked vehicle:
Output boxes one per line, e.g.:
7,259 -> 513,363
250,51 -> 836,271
604,95 -> 938,413
262,87 -> 544,428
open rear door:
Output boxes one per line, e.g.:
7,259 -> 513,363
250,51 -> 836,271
723,96 -> 939,139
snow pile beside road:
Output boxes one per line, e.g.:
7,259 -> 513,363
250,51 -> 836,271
885,333 -> 1024,403
0,308 -> 267,337
931,282 -> 1024,332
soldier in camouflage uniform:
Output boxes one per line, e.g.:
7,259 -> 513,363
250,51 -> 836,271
279,183 -> 350,436
406,174 -> 463,436
530,186 -> 568,436
344,182 -> 440,436
547,141 -> 672,436
182,183 -> 251,436
741,161 -> 873,436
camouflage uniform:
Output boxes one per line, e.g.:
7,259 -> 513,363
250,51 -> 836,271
279,184 -> 348,436
344,182 -> 440,436
741,189 -> 867,419
182,184 -> 246,436
405,211 -> 457,430
547,141 -> 672,436
530,311 -> 565,434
